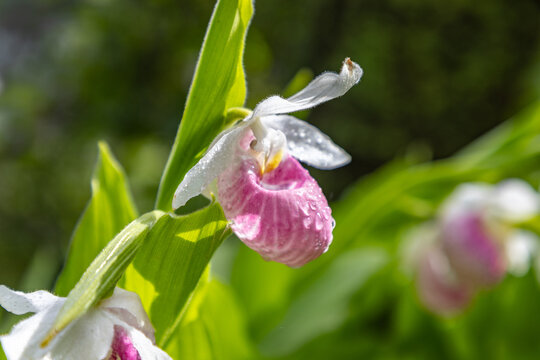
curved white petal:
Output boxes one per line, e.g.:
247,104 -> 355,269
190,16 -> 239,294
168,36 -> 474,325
127,326 -> 172,360
172,124 -> 248,209
0,285 -> 60,315
0,298 -> 64,360
48,310 -> 116,360
253,58 -> 362,118
491,179 -> 540,222
261,115 -> 351,169
101,287 -> 155,342
0,287 -> 167,360
506,230 -> 538,276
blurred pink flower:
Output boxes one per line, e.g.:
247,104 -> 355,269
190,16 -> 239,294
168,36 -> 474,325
440,180 -> 539,287
416,246 -> 472,315
410,180 -> 540,315
441,212 -> 506,287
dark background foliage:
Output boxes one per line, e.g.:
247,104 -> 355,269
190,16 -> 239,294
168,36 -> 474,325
0,0 -> 538,289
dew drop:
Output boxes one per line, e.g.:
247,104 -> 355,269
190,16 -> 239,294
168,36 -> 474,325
315,212 -> 324,230
299,201 -> 310,215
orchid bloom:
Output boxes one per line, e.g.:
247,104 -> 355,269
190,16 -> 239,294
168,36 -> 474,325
0,286 -> 171,360
440,180 -> 540,286
407,179 -> 540,315
173,58 -> 363,267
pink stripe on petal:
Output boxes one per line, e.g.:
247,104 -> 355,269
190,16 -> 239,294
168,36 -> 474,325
218,154 -> 334,267
107,325 -> 141,360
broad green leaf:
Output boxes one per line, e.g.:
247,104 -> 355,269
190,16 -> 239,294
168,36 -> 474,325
55,142 -> 138,296
164,279 -> 255,360
455,101 -> 540,166
43,211 -> 163,346
156,0 -> 254,210
231,241 -> 297,341
121,202 -> 230,347
258,248 -> 388,357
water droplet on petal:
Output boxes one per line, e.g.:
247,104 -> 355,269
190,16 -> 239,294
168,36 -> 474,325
315,213 -> 324,230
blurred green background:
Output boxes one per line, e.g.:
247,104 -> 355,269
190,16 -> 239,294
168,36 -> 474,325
1,0 -> 540,356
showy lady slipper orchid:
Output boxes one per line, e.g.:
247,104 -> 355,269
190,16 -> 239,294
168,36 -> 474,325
440,180 -> 540,287
405,179 -> 540,315
0,286 -> 171,360
173,58 -> 362,267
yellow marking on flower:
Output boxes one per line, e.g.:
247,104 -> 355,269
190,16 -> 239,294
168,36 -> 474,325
41,329 -> 58,348
264,149 -> 284,174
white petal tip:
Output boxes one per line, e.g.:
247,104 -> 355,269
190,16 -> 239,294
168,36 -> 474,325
172,193 -> 184,210
315,152 -> 352,170
338,152 -> 352,167
342,58 -> 363,85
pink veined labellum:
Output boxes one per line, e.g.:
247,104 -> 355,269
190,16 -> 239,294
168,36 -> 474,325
173,58 -> 363,267
107,325 -> 142,360
217,130 -> 334,267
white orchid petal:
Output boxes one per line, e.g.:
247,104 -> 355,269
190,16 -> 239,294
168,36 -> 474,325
0,300 -> 63,360
101,287 -> 155,342
172,124 -> 248,209
47,310 -> 116,360
253,58 -> 362,118
0,285 -> 60,315
491,179 -> 540,222
261,115 -> 351,169
506,230 -> 538,276
0,287 -> 167,360
128,326 -> 172,360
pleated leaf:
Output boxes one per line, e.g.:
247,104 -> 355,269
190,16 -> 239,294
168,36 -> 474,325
156,0 -> 253,211
55,142 -> 138,296
164,279 -> 255,360
43,211 -> 164,346
121,202 -> 230,346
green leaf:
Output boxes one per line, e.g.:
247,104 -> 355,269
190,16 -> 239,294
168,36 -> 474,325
329,101 -> 540,257
55,142 -> 138,296
231,242 -> 297,341
120,202 -> 230,347
42,201 -> 227,348
156,0 -> 254,211
258,248 -> 389,357
164,279 -> 255,360
44,211 -> 164,346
